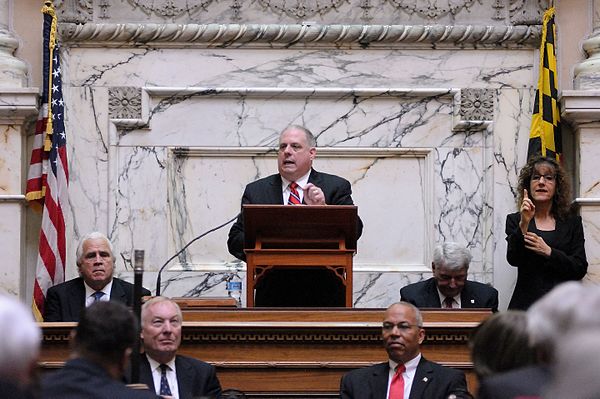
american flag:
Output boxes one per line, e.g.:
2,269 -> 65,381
26,1 -> 69,321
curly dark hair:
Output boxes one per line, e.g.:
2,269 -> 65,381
516,156 -> 572,220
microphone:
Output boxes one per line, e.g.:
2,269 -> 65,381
130,249 -> 144,384
155,213 -> 240,296
133,249 -> 144,318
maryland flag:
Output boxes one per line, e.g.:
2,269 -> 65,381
528,7 -> 562,161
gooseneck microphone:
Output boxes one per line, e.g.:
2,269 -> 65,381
130,249 -> 144,384
155,213 -> 240,296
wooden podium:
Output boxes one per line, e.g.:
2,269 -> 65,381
243,204 -> 358,307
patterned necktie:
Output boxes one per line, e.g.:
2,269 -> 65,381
444,296 -> 454,309
92,291 -> 104,302
389,363 -> 405,399
159,364 -> 172,396
288,182 -> 301,205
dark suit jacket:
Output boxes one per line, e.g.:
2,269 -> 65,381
44,277 -> 151,322
476,365 -> 549,399
340,357 -> 468,399
41,358 -> 159,399
227,168 -> 363,261
136,354 -> 222,399
400,278 -> 499,312
506,212 -> 588,310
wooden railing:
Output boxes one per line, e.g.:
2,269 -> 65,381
39,308 -> 490,397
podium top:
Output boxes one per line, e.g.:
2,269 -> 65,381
243,204 -> 358,251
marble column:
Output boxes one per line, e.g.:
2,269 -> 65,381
563,0 -> 600,284
0,0 -> 38,297
0,0 -> 27,87
574,0 -> 600,89
561,93 -> 600,283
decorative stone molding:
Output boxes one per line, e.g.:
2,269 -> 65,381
54,0 -> 93,24
124,0 -> 215,18
508,0 -> 545,25
108,87 -> 142,120
55,0 -> 539,25
386,0 -> 479,19
0,89 -> 39,122
459,89 -> 495,122
110,86 -> 492,133
257,0 -> 347,19
60,23 -> 541,49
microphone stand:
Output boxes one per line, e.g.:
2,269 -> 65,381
155,213 -> 240,296
130,249 -> 144,384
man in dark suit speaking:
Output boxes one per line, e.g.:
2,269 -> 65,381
135,296 -> 222,399
340,302 -> 468,398
44,231 -> 151,322
227,125 -> 363,307
400,242 -> 498,312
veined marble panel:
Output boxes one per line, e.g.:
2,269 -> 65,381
62,48 -> 534,90
163,147 -> 431,270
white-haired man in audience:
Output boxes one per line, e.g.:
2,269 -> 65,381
477,281 -> 597,399
0,294 -> 41,398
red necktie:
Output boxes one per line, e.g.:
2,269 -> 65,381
444,296 -> 454,309
389,364 -> 405,399
288,182 -> 301,205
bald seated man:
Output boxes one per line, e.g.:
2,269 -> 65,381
340,302 -> 469,399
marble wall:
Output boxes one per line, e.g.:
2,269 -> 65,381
10,0 -> 554,308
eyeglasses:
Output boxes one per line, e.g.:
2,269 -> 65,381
382,322 -> 422,332
531,174 -> 555,182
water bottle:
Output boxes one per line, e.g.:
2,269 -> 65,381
226,266 -> 243,307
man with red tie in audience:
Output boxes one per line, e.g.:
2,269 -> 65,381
340,302 -> 468,399
400,242 -> 499,312
227,125 -> 363,307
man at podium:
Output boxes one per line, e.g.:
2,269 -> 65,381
227,125 -> 363,307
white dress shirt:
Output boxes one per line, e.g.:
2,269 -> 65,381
387,353 -> 422,399
147,355 -> 179,399
84,279 -> 113,307
281,171 -> 310,204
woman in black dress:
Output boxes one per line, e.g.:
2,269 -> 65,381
506,156 -> 588,310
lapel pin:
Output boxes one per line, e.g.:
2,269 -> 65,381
422,377 -> 428,382
470,299 -> 475,304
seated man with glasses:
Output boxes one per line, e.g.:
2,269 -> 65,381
400,242 -> 499,312
340,302 -> 469,399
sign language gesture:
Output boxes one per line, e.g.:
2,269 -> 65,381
519,189 -> 535,234
523,231 -> 552,257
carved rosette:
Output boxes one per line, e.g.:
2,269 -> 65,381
108,87 -> 142,120
460,89 -> 495,121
